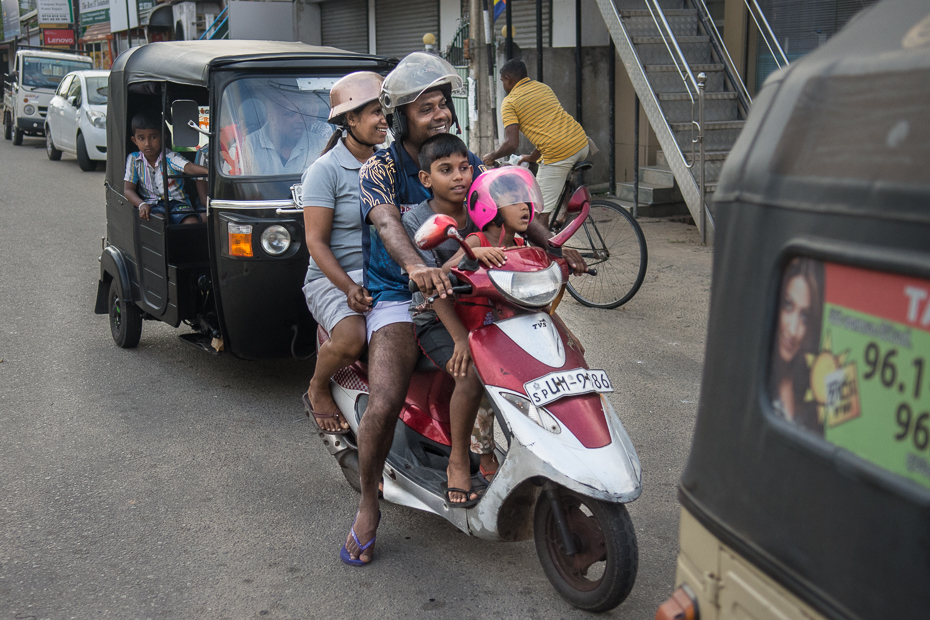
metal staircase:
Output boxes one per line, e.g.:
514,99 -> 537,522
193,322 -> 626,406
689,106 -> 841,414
595,0 -> 787,243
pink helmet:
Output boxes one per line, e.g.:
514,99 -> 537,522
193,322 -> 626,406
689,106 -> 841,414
467,166 -> 544,231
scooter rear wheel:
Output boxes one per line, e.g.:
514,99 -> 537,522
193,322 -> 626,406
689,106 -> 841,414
533,486 -> 638,612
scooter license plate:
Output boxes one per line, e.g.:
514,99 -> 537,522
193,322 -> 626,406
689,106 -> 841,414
524,368 -> 613,406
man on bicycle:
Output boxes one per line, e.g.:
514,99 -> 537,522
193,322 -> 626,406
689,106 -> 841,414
481,59 -> 590,229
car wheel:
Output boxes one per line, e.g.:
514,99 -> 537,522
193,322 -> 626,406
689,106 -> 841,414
12,124 -> 23,145
46,127 -> 62,161
76,133 -> 95,171
3,114 -> 10,140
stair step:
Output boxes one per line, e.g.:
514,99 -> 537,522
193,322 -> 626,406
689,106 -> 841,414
646,66 -> 725,93
657,149 -> 728,183
632,35 -> 709,44
670,120 -> 744,131
658,91 -> 737,100
620,9 -> 696,17
658,92 -> 740,122
620,9 -> 697,38
644,63 -> 724,72
614,0 -> 686,9
640,165 -> 675,186
615,180 -> 682,205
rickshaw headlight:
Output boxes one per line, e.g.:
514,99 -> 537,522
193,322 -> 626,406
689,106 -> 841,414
24,105 -> 35,115
260,225 -> 291,256
228,222 -> 253,257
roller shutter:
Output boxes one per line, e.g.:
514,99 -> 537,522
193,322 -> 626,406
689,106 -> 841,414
375,0 -> 440,59
321,0 -> 369,54
501,0 -> 550,49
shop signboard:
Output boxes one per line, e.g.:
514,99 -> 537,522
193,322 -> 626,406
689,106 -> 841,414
43,27 -> 73,45
79,0 -> 109,30
2,0 -> 19,41
36,0 -> 73,24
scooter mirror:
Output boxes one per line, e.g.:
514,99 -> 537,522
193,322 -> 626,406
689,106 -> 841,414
566,186 -> 590,213
171,99 -> 201,148
548,200 -> 591,248
414,213 -> 459,251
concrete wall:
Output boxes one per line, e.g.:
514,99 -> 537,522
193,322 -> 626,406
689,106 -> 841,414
294,1 -> 322,45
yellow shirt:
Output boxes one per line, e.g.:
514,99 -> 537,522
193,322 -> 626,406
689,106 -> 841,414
501,77 -> 588,164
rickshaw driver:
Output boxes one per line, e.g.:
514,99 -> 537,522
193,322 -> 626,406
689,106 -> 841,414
239,88 -> 332,175
342,53 -> 588,566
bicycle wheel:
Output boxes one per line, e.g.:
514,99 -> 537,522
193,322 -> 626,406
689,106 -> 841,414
563,200 -> 647,309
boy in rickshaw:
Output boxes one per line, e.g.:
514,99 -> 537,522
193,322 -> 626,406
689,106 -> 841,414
124,111 -> 208,225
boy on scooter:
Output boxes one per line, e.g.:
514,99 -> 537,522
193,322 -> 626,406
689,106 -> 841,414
401,133 -> 505,506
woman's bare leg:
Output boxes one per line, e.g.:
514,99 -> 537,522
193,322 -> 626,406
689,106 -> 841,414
308,315 -> 366,432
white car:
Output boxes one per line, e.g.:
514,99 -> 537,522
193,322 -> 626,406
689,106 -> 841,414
45,70 -> 109,171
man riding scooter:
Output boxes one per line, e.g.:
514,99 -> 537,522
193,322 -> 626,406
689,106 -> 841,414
342,53 -> 587,565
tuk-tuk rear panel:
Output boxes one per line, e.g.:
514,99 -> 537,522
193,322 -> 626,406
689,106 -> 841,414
681,2 -> 930,618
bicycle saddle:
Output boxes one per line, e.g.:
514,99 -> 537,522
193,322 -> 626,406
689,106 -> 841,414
572,160 -> 593,172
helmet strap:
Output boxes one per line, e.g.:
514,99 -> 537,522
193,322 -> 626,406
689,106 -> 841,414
345,124 -> 380,148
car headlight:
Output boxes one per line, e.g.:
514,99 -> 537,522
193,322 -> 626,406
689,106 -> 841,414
260,225 -> 291,255
487,262 -> 563,308
499,391 -> 560,434
23,105 -> 35,115
86,110 -> 106,129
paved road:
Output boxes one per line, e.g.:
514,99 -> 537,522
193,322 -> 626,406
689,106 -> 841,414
0,135 -> 711,619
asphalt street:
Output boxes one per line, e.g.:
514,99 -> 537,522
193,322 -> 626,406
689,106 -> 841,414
0,135 -> 712,619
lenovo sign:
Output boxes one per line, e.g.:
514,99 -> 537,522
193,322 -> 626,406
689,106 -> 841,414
43,29 -> 75,46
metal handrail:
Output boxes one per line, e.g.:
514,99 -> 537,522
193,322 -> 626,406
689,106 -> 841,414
692,0 -> 752,111
746,0 -> 789,68
199,7 -> 229,40
643,0 -> 700,170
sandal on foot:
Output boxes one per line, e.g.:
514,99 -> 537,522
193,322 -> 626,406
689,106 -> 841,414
340,511 -> 380,566
479,464 -> 498,484
302,393 -> 350,435
441,483 -> 481,509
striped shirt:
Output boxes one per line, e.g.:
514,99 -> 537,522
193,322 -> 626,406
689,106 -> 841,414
501,77 -> 588,164
124,150 -> 191,205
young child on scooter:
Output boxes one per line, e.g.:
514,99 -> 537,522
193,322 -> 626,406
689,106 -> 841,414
124,111 -> 208,225
465,170 -> 532,250
401,133 -> 504,507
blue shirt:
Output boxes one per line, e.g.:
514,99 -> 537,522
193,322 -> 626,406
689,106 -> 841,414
359,141 -> 485,305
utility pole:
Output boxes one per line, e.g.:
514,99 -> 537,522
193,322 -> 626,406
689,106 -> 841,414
469,0 -> 494,158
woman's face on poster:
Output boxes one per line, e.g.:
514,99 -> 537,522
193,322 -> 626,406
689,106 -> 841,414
778,274 -> 812,363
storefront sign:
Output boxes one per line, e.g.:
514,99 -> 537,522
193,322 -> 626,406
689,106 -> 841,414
79,0 -> 110,29
43,28 -> 75,45
37,0 -> 74,25
2,0 -> 19,41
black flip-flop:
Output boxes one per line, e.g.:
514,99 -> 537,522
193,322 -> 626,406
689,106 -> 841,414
302,393 -> 351,435
441,483 -> 481,509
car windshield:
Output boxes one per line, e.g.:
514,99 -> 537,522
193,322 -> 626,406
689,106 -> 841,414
23,57 -> 93,89
216,76 -> 338,177
85,76 -> 108,105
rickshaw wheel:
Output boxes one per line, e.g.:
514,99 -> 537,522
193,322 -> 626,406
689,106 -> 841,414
533,487 -> 638,612
108,278 -> 143,348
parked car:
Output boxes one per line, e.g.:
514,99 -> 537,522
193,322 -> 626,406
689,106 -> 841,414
46,69 -> 109,171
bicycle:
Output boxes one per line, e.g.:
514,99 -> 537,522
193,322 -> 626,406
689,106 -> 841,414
548,160 -> 648,309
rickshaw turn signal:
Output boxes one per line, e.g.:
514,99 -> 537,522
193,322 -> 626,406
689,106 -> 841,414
655,585 -> 698,620
228,223 -> 253,257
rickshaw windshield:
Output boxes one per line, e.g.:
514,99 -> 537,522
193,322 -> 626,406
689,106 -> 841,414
216,76 -> 338,178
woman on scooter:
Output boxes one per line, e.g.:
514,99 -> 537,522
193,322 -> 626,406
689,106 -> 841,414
300,72 -> 387,432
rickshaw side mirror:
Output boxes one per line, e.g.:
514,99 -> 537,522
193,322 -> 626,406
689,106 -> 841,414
171,99 -> 201,148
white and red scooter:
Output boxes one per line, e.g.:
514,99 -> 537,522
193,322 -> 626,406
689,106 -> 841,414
316,168 -> 642,612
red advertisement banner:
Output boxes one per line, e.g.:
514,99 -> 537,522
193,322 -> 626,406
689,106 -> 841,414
825,262 -> 930,334
44,29 -> 75,46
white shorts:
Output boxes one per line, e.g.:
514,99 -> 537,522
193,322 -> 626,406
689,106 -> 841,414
302,269 -> 365,334
537,143 -> 590,214
365,299 -> 413,343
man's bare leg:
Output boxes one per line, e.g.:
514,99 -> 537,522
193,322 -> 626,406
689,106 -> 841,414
343,321 -> 419,563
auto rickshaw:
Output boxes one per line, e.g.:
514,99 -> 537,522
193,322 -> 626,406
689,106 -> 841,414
93,41 -> 393,359
656,2 -> 930,619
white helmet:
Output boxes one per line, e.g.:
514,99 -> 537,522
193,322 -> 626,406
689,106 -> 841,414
380,52 -> 463,140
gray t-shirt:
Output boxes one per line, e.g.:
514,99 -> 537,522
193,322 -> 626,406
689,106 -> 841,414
402,199 -> 478,322
402,199 -> 478,269
301,139 -> 365,284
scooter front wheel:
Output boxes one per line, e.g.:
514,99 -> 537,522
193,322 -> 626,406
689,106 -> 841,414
533,486 -> 638,612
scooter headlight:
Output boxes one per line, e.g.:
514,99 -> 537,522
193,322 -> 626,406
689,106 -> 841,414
487,262 -> 563,308
260,225 -> 291,255
499,391 -> 560,434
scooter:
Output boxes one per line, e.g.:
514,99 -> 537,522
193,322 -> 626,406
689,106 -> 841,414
316,190 -> 642,612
